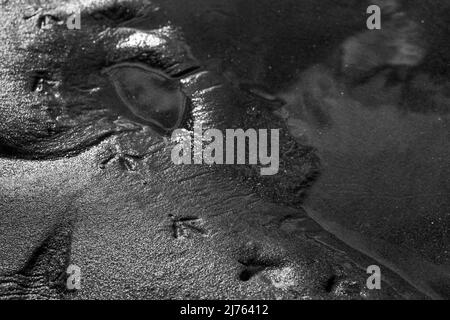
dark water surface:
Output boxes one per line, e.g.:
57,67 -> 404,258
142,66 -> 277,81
292,68 -> 450,298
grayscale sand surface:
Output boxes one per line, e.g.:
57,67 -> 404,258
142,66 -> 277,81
0,0 -> 448,299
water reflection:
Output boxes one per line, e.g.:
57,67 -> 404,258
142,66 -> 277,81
282,65 -> 450,299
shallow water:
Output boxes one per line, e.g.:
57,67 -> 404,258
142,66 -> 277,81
283,66 -> 450,298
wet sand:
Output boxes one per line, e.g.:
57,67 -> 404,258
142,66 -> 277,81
1,0 -> 449,299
